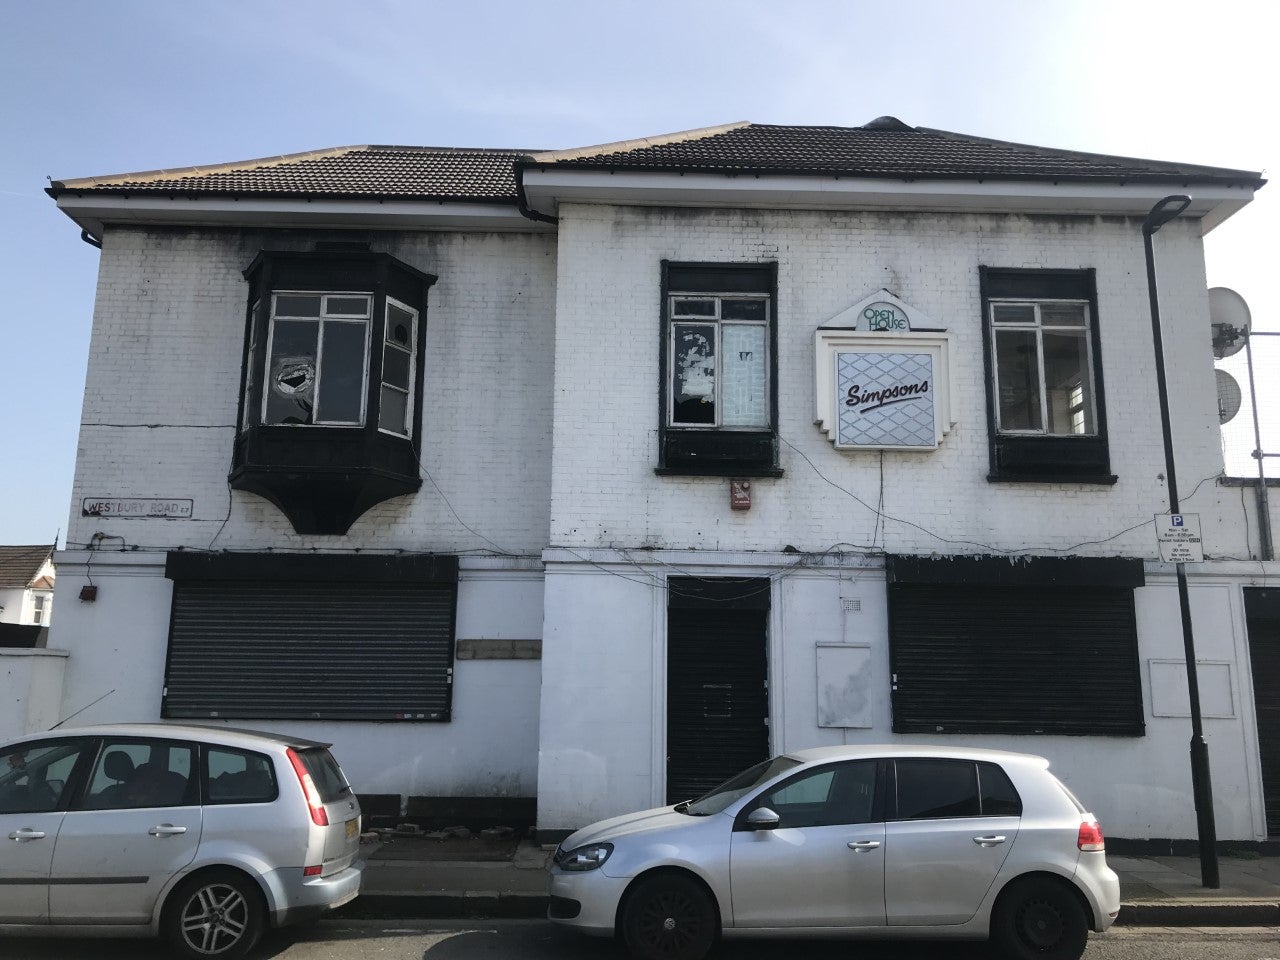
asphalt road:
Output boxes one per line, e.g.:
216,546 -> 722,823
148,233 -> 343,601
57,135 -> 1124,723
3,922 -> 1279,960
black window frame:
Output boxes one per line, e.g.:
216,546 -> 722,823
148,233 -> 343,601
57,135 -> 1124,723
657,261 -> 782,477
230,248 -> 438,535
979,267 -> 1115,484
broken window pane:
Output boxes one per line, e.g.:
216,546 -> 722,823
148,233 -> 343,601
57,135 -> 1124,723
672,323 -> 716,425
721,323 -> 767,427
265,320 -> 319,424
387,303 -> 415,346
316,321 -> 367,423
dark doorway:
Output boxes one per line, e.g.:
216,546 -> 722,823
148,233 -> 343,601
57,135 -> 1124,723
666,577 -> 770,805
1246,588 -> 1280,836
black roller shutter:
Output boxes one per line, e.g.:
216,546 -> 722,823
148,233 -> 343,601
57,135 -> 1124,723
888,583 -> 1143,736
666,577 -> 770,803
163,576 -> 456,722
1245,589 -> 1280,835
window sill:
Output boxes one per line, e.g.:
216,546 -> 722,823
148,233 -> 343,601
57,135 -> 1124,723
986,472 -> 1118,485
655,465 -> 785,479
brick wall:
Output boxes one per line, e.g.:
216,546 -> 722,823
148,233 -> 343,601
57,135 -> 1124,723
68,226 -> 557,555
548,204 -> 1243,559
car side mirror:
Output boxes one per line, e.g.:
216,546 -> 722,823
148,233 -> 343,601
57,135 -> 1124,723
746,806 -> 781,831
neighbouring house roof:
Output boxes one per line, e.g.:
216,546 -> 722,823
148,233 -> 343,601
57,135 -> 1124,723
0,544 -> 55,589
47,118 -> 1263,204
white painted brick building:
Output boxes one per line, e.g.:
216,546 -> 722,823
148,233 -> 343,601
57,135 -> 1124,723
41,120 -> 1280,844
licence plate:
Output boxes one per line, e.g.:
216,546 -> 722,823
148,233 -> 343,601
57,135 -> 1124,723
345,818 -> 359,840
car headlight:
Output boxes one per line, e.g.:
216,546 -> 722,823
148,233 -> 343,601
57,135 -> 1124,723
558,841 -> 613,871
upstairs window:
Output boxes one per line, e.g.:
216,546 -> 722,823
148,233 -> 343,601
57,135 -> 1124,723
670,295 -> 769,428
990,299 -> 1095,436
980,268 -> 1113,483
263,292 -> 372,426
232,249 -> 436,534
658,262 -> 781,477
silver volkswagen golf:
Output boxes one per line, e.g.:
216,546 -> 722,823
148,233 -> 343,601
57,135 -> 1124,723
550,745 -> 1119,960
0,722 -> 363,958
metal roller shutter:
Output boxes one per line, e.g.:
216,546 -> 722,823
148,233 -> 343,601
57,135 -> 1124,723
163,580 -> 456,721
666,577 -> 770,804
888,584 -> 1143,736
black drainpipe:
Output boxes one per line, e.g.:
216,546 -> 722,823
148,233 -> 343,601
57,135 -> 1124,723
80,229 -> 102,249
514,160 -> 558,226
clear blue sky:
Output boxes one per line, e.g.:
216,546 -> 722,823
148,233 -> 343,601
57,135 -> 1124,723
2,0 -> 1276,545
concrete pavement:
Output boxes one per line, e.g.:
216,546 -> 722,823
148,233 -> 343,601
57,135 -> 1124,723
339,836 -> 1280,926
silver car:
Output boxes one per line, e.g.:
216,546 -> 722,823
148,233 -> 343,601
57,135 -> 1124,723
0,722 -> 363,958
550,745 -> 1119,960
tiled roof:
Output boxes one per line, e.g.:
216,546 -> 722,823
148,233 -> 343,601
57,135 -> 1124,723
0,544 -> 54,589
528,119 -> 1263,186
47,119 -> 1263,202
48,146 -> 535,203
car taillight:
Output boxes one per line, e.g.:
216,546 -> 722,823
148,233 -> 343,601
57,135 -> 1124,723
303,865 -> 323,877
287,748 -> 329,826
1078,820 -> 1105,852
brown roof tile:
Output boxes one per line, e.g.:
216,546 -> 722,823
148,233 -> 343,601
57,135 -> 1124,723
528,119 -> 1263,186
49,146 -> 536,202
0,545 -> 54,589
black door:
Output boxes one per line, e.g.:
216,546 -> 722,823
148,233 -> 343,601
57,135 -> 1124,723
1245,589 -> 1280,836
666,578 -> 770,804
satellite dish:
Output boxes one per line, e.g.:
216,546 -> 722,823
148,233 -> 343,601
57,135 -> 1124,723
1208,286 -> 1251,359
1216,369 -> 1243,424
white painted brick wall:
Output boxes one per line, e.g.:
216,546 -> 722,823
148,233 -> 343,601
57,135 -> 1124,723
68,226 -> 557,556
548,204 -> 1245,559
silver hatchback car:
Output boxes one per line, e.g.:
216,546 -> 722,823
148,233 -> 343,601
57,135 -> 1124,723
550,745 -> 1119,960
0,722 -> 363,958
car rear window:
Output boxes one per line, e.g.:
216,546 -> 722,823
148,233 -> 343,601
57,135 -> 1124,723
206,746 -> 278,804
895,759 -> 980,819
294,748 -> 351,802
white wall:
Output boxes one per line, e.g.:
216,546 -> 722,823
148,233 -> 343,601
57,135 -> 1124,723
49,553 -> 544,801
548,204 -> 1243,560
0,588 -> 23,624
0,649 -> 68,739
67,226 -> 557,557
536,550 -> 1275,840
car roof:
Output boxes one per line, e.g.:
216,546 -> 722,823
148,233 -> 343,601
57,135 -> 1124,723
785,744 -> 1050,768
8,722 -> 331,751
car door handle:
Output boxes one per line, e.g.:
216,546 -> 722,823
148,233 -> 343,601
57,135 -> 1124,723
973,835 -> 1007,847
148,824 -> 188,837
847,840 -> 881,851
8,828 -> 46,841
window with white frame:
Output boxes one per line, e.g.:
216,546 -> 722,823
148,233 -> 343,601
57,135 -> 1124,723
379,299 -> 418,436
32,594 -> 47,625
990,299 -> 1096,436
979,267 -> 1111,483
669,294 -> 770,429
262,292 -> 372,426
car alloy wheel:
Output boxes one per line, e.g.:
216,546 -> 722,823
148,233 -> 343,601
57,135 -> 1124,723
163,869 -> 265,960
621,874 -> 717,960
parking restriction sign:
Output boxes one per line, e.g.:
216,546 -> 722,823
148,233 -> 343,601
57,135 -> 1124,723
1155,513 -> 1204,563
